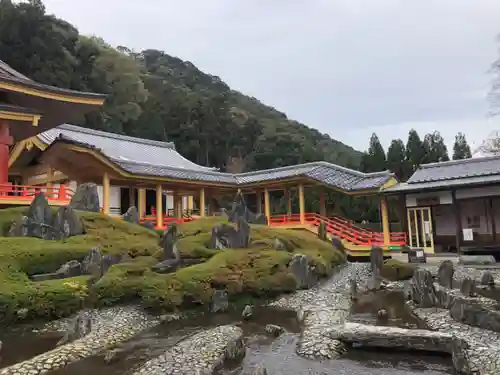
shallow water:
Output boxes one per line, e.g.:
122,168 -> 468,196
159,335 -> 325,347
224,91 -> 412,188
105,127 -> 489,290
0,325 -> 62,369
24,305 -> 453,375
350,290 -> 424,329
220,332 -> 453,375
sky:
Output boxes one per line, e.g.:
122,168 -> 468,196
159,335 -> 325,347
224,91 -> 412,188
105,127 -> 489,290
43,0 -> 500,154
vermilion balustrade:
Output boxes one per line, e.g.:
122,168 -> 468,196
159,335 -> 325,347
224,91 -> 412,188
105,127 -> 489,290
0,183 -> 73,202
140,215 -> 195,230
269,213 -> 407,247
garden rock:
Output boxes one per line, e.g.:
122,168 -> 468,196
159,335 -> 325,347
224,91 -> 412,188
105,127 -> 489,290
449,298 -> 500,333
458,255 -> 496,266
123,206 -> 139,225
69,183 -> 100,212
211,290 -> 229,313
410,269 -> 438,307
437,260 -> 454,288
264,324 -> 284,337
57,312 -> 92,346
159,224 -> 178,259
242,305 -> 253,320
480,271 -> 495,287
460,277 -> 476,297
331,236 -> 345,255
290,254 -> 317,289
26,193 -> 53,239
318,221 -> 327,241
141,221 -> 155,231
52,206 -> 85,240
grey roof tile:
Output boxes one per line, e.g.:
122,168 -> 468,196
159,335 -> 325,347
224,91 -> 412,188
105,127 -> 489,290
408,156 -> 500,183
40,124 -> 394,191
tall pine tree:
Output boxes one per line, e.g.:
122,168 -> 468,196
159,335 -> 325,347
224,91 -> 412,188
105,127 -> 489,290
423,131 -> 449,163
405,129 -> 426,173
361,133 -> 387,173
452,132 -> 472,160
386,139 -> 406,180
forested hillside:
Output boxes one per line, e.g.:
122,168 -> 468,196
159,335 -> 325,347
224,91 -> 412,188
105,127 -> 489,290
0,0 -> 361,173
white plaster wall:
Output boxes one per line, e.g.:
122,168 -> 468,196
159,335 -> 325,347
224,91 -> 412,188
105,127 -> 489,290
406,191 -> 452,207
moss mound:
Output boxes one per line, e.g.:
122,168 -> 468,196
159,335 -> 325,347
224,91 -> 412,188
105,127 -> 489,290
381,259 -> 415,281
95,217 -> 346,311
0,210 -> 344,322
0,207 -> 161,322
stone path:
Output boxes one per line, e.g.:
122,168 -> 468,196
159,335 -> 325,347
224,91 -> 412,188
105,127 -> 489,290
414,307 -> 500,375
269,263 -> 371,359
132,325 -> 244,375
0,306 -> 159,375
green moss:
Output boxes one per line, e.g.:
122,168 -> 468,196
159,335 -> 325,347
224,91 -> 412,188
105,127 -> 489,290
0,211 -> 345,320
0,207 -> 161,322
381,259 -> 415,281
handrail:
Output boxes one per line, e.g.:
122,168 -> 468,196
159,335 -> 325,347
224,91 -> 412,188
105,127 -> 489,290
0,183 -> 73,201
269,213 -> 407,246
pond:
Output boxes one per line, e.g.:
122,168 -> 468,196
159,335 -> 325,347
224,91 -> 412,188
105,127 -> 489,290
2,305 -> 452,375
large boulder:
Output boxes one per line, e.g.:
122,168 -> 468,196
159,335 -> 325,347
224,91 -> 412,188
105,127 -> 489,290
437,260 -> 454,289
458,255 -> 496,266
159,224 -> 178,259
69,183 -> 100,212
211,289 -> 229,313
410,269 -> 438,307
370,246 -> 384,276
318,221 -> 327,241
123,206 -> 139,225
290,254 -> 318,289
26,193 -> 53,239
210,220 -> 250,249
57,312 -> 92,346
450,298 -> 500,333
52,206 -> 85,240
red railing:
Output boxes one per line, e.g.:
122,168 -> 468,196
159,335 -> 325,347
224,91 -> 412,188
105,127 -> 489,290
269,213 -> 407,247
0,183 -> 73,202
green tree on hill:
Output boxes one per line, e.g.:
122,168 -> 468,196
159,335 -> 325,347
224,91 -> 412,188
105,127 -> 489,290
386,139 -> 406,180
405,129 -> 426,173
452,132 -> 472,160
361,133 -> 386,173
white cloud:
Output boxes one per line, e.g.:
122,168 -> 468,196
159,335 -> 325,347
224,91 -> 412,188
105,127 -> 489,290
42,0 -> 500,153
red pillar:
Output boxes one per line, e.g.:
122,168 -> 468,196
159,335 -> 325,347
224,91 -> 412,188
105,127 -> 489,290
0,121 -> 13,185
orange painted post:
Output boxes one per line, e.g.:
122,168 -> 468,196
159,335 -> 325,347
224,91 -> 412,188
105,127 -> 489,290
298,184 -> 305,224
58,184 -> 66,200
102,172 -> 110,215
156,184 -> 163,229
381,197 -> 390,246
199,187 -> 206,217
264,188 -> 271,225
138,188 -> 146,219
0,121 -> 13,184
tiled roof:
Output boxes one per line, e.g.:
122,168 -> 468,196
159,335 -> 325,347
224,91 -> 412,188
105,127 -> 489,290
383,156 -> 500,193
0,59 -> 106,99
40,124 -> 394,191
0,60 -> 30,81
38,124 -> 216,173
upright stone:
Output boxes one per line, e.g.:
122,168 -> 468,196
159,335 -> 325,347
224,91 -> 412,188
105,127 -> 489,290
26,193 -> 53,239
410,269 -> 438,307
123,206 -> 139,225
480,271 -> 495,287
52,206 -> 85,240
290,253 -> 317,289
211,290 -> 229,313
82,247 -> 103,280
318,221 -> 327,241
236,216 -> 250,248
69,183 -> 100,212
460,277 -> 476,297
437,260 -> 454,288
332,236 -> 345,256
369,246 -> 383,288
159,224 -> 178,259
57,312 -> 92,346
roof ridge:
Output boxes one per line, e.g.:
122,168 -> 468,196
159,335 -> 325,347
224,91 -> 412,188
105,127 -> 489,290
0,60 -> 31,81
55,124 -> 176,149
419,155 -> 500,169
